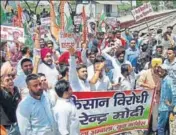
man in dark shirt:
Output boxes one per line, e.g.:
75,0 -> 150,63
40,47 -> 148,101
0,73 -> 21,134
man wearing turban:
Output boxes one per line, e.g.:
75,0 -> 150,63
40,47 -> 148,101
136,58 -> 162,134
38,48 -> 59,87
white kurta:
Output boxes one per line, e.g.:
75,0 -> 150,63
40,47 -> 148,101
87,65 -> 111,91
53,98 -> 80,135
14,73 -> 29,98
102,47 -> 136,90
38,63 -> 59,87
69,56 -> 90,91
16,92 -> 57,135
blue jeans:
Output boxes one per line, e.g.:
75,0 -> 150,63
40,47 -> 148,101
158,111 -> 169,135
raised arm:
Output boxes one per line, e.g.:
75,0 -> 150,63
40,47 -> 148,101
102,46 -> 120,70
89,62 -> 105,84
68,47 -> 81,90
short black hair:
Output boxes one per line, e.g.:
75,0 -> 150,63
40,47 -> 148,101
167,26 -> 173,30
157,29 -> 162,34
47,40 -> 53,45
21,47 -> 29,55
156,46 -> 163,49
121,64 -> 130,74
76,63 -> 87,71
55,80 -> 70,97
58,64 -> 69,77
86,46 -> 98,57
38,73 -> 45,77
168,47 -> 174,51
21,58 -> 32,67
26,74 -> 39,85
95,56 -> 105,63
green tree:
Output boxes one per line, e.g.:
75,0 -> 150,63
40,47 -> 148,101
136,0 -> 143,7
150,1 -> 160,11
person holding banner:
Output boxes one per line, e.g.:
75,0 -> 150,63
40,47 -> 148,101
157,64 -> 173,135
89,56 -> 112,91
53,80 -> 80,135
116,63 -> 133,91
137,58 -> 162,134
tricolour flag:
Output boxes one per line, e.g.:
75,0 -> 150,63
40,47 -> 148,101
98,9 -> 106,32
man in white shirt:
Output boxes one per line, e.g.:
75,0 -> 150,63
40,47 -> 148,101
16,47 -> 33,76
116,64 -> 133,91
53,80 -> 80,135
38,73 -> 57,106
68,47 -> 90,91
88,56 -> 112,91
16,74 -> 57,135
81,43 -> 98,67
14,58 -> 33,98
102,46 -> 135,89
38,48 -> 59,88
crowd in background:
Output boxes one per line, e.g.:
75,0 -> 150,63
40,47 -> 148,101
1,4 -> 176,135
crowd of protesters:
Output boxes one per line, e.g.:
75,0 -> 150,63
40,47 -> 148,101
1,3 -> 176,135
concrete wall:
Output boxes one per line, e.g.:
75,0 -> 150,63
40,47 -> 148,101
95,4 -> 118,17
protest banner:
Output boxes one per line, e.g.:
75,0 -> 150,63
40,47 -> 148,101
72,90 -> 154,135
41,17 -> 51,26
74,16 -> 82,25
1,25 -> 25,42
131,2 -> 153,22
59,31 -> 76,52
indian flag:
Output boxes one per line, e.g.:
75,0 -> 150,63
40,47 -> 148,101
64,2 -> 73,32
98,9 -> 106,32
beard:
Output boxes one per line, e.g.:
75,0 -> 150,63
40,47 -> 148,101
43,60 -> 53,66
118,59 -> 124,63
24,69 -> 33,75
31,89 -> 43,97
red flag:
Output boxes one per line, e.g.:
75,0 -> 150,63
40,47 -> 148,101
82,6 -> 87,42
